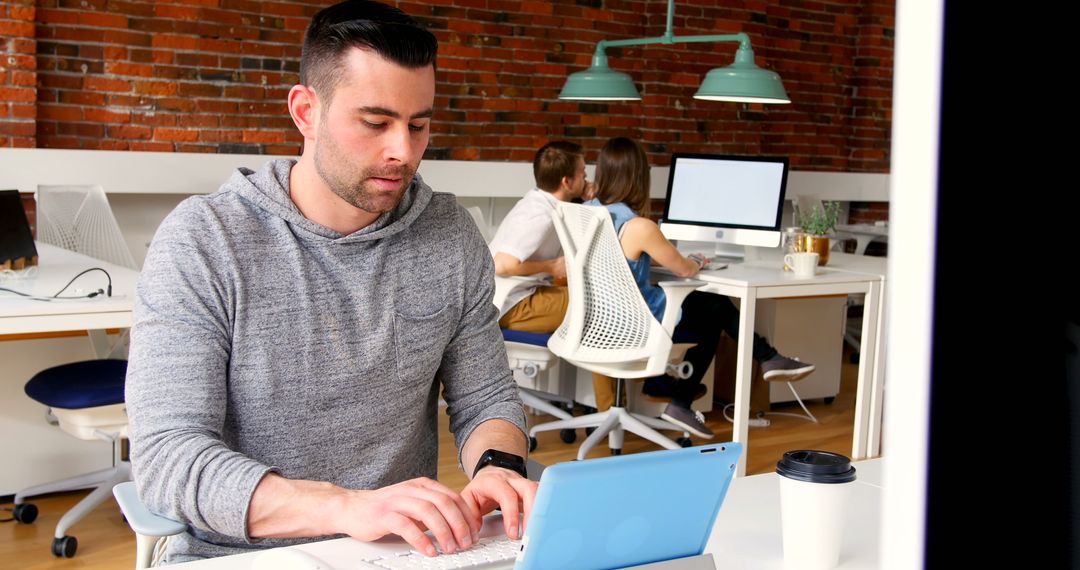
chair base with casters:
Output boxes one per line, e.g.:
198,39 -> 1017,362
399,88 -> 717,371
528,374 -> 694,459
113,481 -> 187,570
503,329 -> 580,445
15,358 -> 130,558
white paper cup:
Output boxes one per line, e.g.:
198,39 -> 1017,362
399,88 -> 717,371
776,450 -> 857,570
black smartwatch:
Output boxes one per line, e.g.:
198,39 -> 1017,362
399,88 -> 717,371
472,449 -> 528,479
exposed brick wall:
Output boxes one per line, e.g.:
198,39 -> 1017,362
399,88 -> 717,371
0,1 -> 36,147
8,0 -> 894,172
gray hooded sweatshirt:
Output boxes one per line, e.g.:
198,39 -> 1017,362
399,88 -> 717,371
125,158 -> 525,563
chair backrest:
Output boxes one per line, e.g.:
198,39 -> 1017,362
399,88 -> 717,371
35,184 -> 137,269
465,205 -> 493,243
547,202 -> 671,378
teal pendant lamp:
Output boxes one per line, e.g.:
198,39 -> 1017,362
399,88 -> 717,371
559,0 -> 790,104
559,52 -> 641,101
694,46 -> 790,103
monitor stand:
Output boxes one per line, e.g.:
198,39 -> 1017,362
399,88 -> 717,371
711,242 -> 746,262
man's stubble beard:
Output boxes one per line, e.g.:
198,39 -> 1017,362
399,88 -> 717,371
313,123 -> 418,215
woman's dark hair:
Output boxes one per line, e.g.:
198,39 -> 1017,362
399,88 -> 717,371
593,137 -> 651,217
300,0 -> 437,103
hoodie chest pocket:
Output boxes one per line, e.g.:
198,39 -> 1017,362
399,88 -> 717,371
394,305 -> 453,388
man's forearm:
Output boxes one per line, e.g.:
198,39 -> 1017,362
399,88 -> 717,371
493,253 -> 556,278
461,418 -> 528,479
247,473 -> 355,538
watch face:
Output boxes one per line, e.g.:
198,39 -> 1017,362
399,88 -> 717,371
476,449 -> 527,478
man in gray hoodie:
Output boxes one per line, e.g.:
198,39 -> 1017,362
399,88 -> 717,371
125,1 -> 533,563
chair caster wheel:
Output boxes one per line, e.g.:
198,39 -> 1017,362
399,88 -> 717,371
676,437 -> 693,448
610,448 -> 622,455
559,429 -> 576,444
824,396 -> 836,405
528,437 -> 538,452
52,535 -> 77,558
12,503 -> 37,524
585,427 -> 596,436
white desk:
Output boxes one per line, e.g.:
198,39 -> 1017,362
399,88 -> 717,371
707,457 -> 882,568
836,223 -> 889,255
657,251 -> 886,475
173,458 -> 883,569
0,242 -> 139,339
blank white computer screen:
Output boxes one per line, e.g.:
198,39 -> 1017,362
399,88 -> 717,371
666,156 -> 786,229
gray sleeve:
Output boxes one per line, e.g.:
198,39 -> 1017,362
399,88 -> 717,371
125,205 -> 273,542
438,206 -> 528,467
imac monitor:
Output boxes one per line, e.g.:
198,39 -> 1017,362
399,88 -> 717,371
660,153 -> 789,257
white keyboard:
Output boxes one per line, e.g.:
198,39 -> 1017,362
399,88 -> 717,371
359,536 -> 521,569
702,261 -> 729,271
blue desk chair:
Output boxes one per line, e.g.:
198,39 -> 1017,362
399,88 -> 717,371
12,359 -> 131,558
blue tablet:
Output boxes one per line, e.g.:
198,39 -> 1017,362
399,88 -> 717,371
517,443 -> 742,569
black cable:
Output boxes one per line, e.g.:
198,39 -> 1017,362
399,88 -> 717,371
51,267 -> 112,298
0,267 -> 112,301
0,507 -> 14,523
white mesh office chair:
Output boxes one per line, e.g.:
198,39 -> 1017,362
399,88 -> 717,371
530,203 -> 704,459
36,184 -> 138,269
11,185 -> 135,557
475,206 -> 579,444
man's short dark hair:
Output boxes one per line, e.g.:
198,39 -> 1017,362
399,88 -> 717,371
533,141 -> 584,192
300,0 -> 437,104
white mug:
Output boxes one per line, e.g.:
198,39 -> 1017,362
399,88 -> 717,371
784,252 -> 819,278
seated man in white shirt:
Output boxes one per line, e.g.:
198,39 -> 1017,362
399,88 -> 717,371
489,140 -> 588,334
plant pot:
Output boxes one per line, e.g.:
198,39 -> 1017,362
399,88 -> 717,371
801,234 -> 830,266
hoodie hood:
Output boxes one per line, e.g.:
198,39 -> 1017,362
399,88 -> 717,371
224,157 -> 433,244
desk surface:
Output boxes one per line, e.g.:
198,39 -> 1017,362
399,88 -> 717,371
174,458 -> 883,569
0,242 -> 139,335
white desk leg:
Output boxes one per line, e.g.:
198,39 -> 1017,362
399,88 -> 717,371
852,280 -> 881,460
867,280 -> 888,457
733,287 -> 756,477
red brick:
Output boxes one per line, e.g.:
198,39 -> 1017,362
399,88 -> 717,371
105,62 -> 154,77
0,86 -> 34,102
78,11 -> 128,28
107,125 -> 153,139
84,76 -> 132,93
133,81 -> 179,96
153,128 -> 199,142
84,108 -> 130,123
242,130 -> 286,144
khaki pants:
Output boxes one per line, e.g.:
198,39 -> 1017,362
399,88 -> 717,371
500,287 -> 617,411
499,286 -> 568,332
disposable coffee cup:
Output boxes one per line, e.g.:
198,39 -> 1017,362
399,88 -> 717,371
776,450 -> 857,570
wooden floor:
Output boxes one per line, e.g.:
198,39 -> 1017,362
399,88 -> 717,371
2,348 -> 868,569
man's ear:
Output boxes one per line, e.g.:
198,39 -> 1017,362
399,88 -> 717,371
288,84 -> 320,140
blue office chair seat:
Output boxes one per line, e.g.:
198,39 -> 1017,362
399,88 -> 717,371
502,328 -> 552,346
25,359 -> 126,409
15,358 -> 131,558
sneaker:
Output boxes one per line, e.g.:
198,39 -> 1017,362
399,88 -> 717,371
642,377 -> 708,401
660,403 -> 714,439
761,355 -> 816,382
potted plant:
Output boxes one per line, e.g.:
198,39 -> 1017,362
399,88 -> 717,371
797,201 -> 842,265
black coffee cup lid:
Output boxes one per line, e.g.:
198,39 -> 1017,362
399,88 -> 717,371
776,450 -> 856,484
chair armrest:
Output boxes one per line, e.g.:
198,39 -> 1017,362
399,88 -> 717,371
657,280 -> 706,336
112,482 -> 187,538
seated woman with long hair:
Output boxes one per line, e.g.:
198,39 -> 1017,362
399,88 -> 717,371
585,137 -> 815,438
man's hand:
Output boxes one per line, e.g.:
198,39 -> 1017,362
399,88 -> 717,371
460,467 -> 538,540
337,477 -> 482,557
